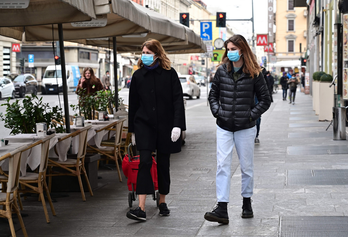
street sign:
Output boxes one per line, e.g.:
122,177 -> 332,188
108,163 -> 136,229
211,50 -> 224,62
28,54 -> 34,63
264,43 -> 274,52
269,55 -> 277,63
200,22 -> 212,41
28,54 -> 34,68
12,43 -> 21,52
256,34 -> 268,46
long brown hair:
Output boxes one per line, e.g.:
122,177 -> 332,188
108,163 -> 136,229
83,67 -> 99,84
219,35 -> 261,78
137,39 -> 171,70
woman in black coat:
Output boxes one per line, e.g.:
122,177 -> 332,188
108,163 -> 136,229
205,35 -> 271,224
127,39 -> 186,221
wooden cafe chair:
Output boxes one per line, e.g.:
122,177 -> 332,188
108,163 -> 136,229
0,144 -> 29,237
87,118 -> 126,182
18,134 -> 56,224
47,125 -> 93,202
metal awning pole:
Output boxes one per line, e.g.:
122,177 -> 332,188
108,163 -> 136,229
58,23 -> 70,133
113,37 -> 118,111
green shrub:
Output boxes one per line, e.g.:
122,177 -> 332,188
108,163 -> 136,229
313,71 -> 326,81
320,73 -> 333,82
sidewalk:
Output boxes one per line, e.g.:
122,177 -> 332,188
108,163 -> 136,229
3,89 -> 348,236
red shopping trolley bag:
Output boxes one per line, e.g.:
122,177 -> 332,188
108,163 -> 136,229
122,144 -> 159,207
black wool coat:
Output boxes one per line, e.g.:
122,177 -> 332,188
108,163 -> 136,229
128,66 -> 186,154
208,63 -> 271,132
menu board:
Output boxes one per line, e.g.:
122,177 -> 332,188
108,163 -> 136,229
343,14 -> 348,99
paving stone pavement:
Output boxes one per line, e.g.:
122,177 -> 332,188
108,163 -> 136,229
2,89 -> 348,236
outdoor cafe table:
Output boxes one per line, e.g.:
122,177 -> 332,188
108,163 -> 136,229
2,134 -> 61,176
0,142 -> 31,167
70,119 -> 118,153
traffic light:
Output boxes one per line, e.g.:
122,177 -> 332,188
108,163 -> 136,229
201,59 -> 205,65
19,58 -> 24,67
54,55 -> 61,65
179,13 -> 189,27
216,12 -> 226,27
301,57 -> 307,66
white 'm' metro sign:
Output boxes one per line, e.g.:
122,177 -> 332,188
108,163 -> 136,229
256,34 -> 268,46
268,0 -> 274,43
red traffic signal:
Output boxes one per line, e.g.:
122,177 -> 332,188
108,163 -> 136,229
179,13 -> 189,27
54,55 -> 61,65
216,12 -> 226,27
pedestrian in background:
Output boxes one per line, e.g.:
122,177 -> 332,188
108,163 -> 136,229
280,72 -> 289,101
101,70 -> 111,90
288,73 -> 299,105
76,67 -> 104,95
266,71 -> 274,96
206,34 -> 271,224
127,39 -> 186,221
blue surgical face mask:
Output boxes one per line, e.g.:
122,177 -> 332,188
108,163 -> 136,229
141,54 -> 156,66
227,50 -> 241,62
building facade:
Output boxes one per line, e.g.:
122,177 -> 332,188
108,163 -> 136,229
275,0 -> 307,73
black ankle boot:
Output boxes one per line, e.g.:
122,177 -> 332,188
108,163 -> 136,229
241,197 -> 253,218
204,202 -> 229,224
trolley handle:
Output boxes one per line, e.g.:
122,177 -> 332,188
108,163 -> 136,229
128,143 -> 133,162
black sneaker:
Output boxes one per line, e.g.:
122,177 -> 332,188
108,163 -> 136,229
126,207 -> 146,221
204,203 -> 229,224
159,203 -> 170,216
241,198 -> 253,218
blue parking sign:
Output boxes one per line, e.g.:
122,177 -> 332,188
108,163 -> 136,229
28,54 -> 34,63
200,22 -> 212,41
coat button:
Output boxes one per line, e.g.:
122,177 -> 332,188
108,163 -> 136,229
151,89 -> 154,93
153,107 -> 156,111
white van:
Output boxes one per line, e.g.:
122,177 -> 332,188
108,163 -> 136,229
42,65 -> 80,94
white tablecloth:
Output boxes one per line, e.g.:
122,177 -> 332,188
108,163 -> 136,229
0,142 -> 30,167
3,134 -> 60,176
70,120 -> 117,153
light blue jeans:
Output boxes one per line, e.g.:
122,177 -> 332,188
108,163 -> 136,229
216,125 -> 256,202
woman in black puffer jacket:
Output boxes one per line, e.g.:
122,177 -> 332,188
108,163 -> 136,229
204,35 -> 271,225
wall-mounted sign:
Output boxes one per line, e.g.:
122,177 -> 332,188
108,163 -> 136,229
256,34 -> 268,46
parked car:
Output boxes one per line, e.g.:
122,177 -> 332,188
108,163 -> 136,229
13,74 -> 38,97
179,75 -> 200,99
0,77 -> 15,99
195,75 -> 206,87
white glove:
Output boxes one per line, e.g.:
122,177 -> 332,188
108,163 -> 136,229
171,127 -> 181,142
131,133 -> 136,145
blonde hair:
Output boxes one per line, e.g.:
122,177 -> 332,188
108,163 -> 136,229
219,35 -> 261,78
137,39 -> 171,70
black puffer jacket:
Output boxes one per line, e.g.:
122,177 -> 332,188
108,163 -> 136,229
208,64 -> 271,132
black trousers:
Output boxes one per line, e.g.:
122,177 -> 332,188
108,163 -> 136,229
136,150 -> 171,195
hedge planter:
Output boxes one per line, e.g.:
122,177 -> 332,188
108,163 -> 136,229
312,81 -> 319,115
318,81 -> 334,121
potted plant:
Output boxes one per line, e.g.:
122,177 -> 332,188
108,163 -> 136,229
71,89 -> 123,120
312,71 -> 326,115
0,95 -> 65,135
318,73 -> 334,121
